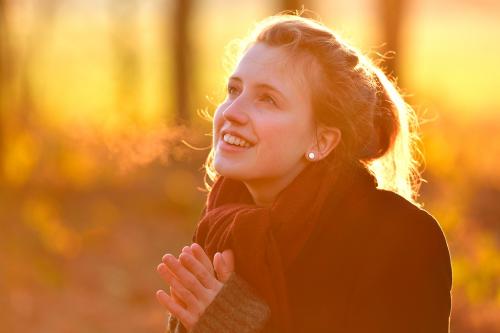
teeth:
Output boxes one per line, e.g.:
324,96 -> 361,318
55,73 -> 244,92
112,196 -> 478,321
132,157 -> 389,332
223,133 -> 251,147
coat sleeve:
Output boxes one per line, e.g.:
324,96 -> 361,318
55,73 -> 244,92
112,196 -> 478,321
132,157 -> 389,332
165,272 -> 272,333
344,211 -> 453,333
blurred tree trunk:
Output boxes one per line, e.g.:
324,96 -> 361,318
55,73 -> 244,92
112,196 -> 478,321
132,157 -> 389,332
0,0 -> 8,177
379,0 -> 407,80
19,0 -> 60,122
0,0 -> 59,185
109,0 -> 140,123
173,0 -> 192,125
281,0 -> 302,11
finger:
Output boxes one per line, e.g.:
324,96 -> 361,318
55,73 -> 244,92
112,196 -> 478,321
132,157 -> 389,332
171,285 -> 187,308
156,290 -> 195,329
213,252 -> 232,283
213,252 -> 225,282
179,251 -> 218,290
221,249 -> 235,272
190,243 -> 214,275
162,254 -> 208,301
182,246 -> 213,275
157,263 -> 200,308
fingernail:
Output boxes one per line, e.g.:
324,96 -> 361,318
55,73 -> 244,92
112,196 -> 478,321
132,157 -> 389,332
157,290 -> 168,301
162,254 -> 175,264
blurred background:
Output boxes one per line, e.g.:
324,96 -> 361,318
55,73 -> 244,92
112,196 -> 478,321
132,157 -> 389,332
1,0 -> 499,332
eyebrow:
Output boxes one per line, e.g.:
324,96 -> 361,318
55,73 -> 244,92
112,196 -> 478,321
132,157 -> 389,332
228,76 -> 287,100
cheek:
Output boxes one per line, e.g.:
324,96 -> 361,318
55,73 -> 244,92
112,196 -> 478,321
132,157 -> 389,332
258,119 -> 307,154
212,105 -> 226,139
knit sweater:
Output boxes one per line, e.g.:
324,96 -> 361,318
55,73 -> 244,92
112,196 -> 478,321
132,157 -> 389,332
165,272 -> 271,333
165,186 -> 452,332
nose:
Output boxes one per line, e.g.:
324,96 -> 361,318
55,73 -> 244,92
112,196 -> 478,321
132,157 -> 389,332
222,96 -> 250,125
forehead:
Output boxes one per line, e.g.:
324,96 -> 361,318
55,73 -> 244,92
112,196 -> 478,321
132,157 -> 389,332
235,43 -> 289,75
231,43 -> 311,101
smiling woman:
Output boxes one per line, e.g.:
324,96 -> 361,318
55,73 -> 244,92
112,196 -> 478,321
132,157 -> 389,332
155,11 -> 452,333
212,42 -> 337,207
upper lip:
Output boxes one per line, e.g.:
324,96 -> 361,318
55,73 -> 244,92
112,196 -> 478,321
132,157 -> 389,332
221,129 -> 255,146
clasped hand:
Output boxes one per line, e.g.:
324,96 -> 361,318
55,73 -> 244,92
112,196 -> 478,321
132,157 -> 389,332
156,243 -> 235,331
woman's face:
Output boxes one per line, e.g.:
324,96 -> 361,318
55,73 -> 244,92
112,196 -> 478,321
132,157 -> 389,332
212,42 -> 316,182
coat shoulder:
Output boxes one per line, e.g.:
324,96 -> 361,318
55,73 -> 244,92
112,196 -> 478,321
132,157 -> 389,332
369,189 -> 452,281
342,189 -> 453,332
372,188 -> 448,244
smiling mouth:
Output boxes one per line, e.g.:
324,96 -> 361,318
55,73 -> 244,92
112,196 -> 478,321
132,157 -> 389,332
221,133 -> 255,148
220,132 -> 255,148
218,138 -> 254,151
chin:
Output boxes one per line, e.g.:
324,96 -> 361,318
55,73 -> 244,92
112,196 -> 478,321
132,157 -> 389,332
214,163 -> 247,180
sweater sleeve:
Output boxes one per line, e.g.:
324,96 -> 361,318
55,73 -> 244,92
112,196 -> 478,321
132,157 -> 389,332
165,272 -> 271,333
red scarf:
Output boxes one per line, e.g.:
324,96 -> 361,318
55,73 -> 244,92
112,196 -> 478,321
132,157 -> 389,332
193,159 -> 375,332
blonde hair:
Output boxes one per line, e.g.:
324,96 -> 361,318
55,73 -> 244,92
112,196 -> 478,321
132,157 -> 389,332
200,12 -> 424,206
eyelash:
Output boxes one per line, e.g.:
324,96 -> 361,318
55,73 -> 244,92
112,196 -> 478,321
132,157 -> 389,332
227,85 -> 238,96
227,85 -> 277,106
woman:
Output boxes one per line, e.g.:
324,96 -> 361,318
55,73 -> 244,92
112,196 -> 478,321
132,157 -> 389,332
156,13 -> 452,333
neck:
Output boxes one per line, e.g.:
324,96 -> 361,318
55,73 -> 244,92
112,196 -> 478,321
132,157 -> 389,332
243,160 -> 309,208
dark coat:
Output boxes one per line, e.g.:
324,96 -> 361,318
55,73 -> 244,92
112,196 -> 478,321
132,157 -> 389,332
284,176 -> 452,332
167,167 -> 452,333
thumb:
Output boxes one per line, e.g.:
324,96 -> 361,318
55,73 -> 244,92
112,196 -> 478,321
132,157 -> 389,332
213,249 -> 235,283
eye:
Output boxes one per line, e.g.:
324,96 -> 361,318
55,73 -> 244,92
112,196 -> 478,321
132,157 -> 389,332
227,84 -> 239,96
260,94 -> 277,106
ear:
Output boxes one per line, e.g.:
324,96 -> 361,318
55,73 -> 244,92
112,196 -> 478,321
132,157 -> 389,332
310,125 -> 341,160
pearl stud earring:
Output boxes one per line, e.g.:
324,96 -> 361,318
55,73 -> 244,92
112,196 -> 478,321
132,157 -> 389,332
306,152 -> 316,161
